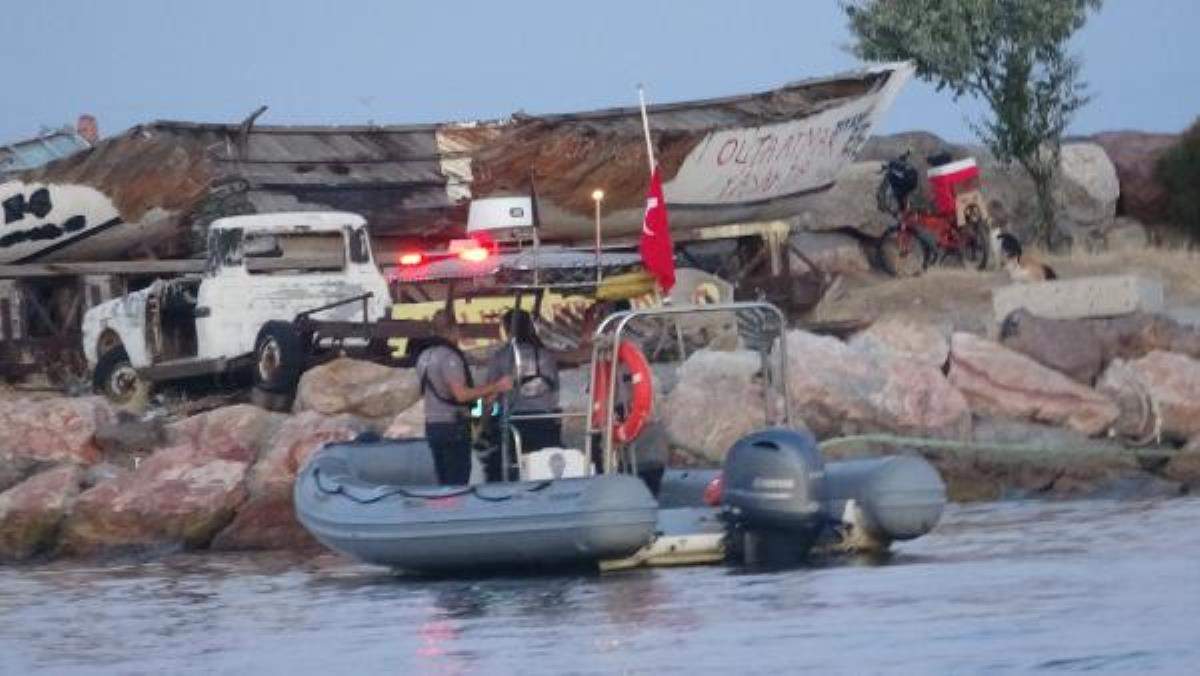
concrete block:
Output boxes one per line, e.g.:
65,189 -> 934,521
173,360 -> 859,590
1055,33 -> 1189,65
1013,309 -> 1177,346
993,274 -> 1164,325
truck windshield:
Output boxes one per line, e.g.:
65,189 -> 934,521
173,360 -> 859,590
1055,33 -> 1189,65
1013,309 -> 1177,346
245,232 -> 345,274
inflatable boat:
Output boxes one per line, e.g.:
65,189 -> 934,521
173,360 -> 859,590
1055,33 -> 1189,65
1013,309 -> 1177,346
294,428 -> 946,573
293,437 -> 658,572
294,302 -> 946,574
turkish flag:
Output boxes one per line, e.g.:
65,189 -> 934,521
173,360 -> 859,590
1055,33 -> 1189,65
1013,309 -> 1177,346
639,167 -> 675,293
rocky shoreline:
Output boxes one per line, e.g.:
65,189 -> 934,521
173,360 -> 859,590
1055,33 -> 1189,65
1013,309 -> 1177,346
3,307 -> 1199,564
2,126 -> 1196,564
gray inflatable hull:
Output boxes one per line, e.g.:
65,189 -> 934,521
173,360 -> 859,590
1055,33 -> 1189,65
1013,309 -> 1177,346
294,438 -> 658,572
658,453 -> 946,543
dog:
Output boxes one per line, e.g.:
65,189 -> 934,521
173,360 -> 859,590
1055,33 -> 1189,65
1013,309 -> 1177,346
992,231 -> 1057,282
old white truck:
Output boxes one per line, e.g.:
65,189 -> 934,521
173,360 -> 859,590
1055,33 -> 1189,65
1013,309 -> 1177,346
81,212 -> 392,403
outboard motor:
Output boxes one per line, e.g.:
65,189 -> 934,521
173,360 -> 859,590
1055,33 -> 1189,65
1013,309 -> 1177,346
822,454 -> 946,552
721,428 -> 826,565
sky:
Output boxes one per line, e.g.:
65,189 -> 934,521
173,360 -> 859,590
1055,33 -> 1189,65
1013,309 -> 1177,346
3,1 -> 1198,145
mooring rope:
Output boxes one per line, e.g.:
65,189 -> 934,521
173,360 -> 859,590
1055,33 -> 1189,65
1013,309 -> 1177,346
816,434 -> 1185,462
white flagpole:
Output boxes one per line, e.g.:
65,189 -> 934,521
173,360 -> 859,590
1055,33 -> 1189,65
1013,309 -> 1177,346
637,84 -> 656,174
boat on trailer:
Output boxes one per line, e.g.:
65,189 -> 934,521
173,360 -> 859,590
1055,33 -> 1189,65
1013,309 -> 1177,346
294,300 -> 947,574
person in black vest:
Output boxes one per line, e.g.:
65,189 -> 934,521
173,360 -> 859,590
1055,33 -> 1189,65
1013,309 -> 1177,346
416,315 -> 512,485
483,309 -> 562,479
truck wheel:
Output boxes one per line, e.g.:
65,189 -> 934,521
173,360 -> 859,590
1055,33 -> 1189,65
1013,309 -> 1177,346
93,346 -> 149,406
253,321 -> 305,394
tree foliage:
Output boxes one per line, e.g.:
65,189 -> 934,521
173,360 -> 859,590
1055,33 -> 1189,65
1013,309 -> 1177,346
1156,118 -> 1200,240
843,0 -> 1102,244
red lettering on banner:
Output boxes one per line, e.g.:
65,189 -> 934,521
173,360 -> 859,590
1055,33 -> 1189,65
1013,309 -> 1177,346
716,139 -> 739,166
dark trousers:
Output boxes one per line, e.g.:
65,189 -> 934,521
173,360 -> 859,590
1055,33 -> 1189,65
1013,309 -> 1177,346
426,420 -> 472,485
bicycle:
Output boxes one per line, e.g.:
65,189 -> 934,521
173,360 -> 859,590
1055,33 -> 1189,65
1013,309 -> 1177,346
875,151 -> 991,277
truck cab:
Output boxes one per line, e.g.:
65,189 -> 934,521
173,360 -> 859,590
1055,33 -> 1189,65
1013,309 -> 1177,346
82,212 -> 392,403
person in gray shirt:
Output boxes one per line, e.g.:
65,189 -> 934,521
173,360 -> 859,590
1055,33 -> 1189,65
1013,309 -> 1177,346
484,309 -> 562,478
416,317 -> 511,485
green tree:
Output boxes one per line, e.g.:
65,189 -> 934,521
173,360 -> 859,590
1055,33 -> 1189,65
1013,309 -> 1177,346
843,0 -> 1102,245
1155,118 -> 1200,241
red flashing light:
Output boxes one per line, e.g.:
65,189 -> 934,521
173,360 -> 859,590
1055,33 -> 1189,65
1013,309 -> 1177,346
398,252 -> 423,266
702,473 -> 723,506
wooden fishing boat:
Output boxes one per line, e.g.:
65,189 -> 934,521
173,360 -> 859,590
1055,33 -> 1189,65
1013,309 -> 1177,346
0,63 -> 912,265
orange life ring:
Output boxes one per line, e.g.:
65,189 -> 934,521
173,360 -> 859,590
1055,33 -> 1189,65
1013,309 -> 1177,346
591,340 -> 653,444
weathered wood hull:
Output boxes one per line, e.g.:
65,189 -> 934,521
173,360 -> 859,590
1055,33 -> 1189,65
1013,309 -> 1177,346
0,63 -> 912,264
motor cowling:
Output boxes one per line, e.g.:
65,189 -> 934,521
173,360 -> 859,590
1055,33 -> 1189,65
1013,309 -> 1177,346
722,428 -> 825,536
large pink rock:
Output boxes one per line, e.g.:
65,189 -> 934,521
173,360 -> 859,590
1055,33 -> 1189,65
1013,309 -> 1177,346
58,405 -> 283,557
166,404 -> 285,453
212,411 -> 369,551
662,350 -> 780,462
780,330 -> 971,440
1097,351 -> 1200,443
948,333 -> 1118,436
0,396 -> 116,465
848,314 -> 951,370
0,465 -> 85,561
293,358 -> 421,423
59,445 -> 251,557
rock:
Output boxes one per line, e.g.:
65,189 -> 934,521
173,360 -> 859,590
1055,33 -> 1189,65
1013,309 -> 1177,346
384,401 -> 425,438
1096,351 -> 1200,443
661,350 -> 779,462
292,358 -> 421,424
94,412 -> 166,459
779,330 -> 971,440
0,455 -> 54,494
83,462 -> 127,489
1092,131 -> 1178,225
992,274 -> 1164,326
166,404 -> 285,455
0,396 -> 116,465
848,314 -> 951,370
1101,216 -> 1150,251
59,405 -> 283,557
947,333 -> 1118,436
1088,312 -> 1200,362
1056,142 -> 1121,229
999,310 -> 1200,388
59,444 -> 252,557
0,465 -> 85,561
212,411 -> 369,551
1095,359 -> 1157,442
789,230 -> 871,276
1163,439 -> 1200,487
791,162 -> 892,237
998,309 -> 1106,384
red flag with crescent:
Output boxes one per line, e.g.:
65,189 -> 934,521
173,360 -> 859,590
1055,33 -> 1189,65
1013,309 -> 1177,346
639,167 -> 675,293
